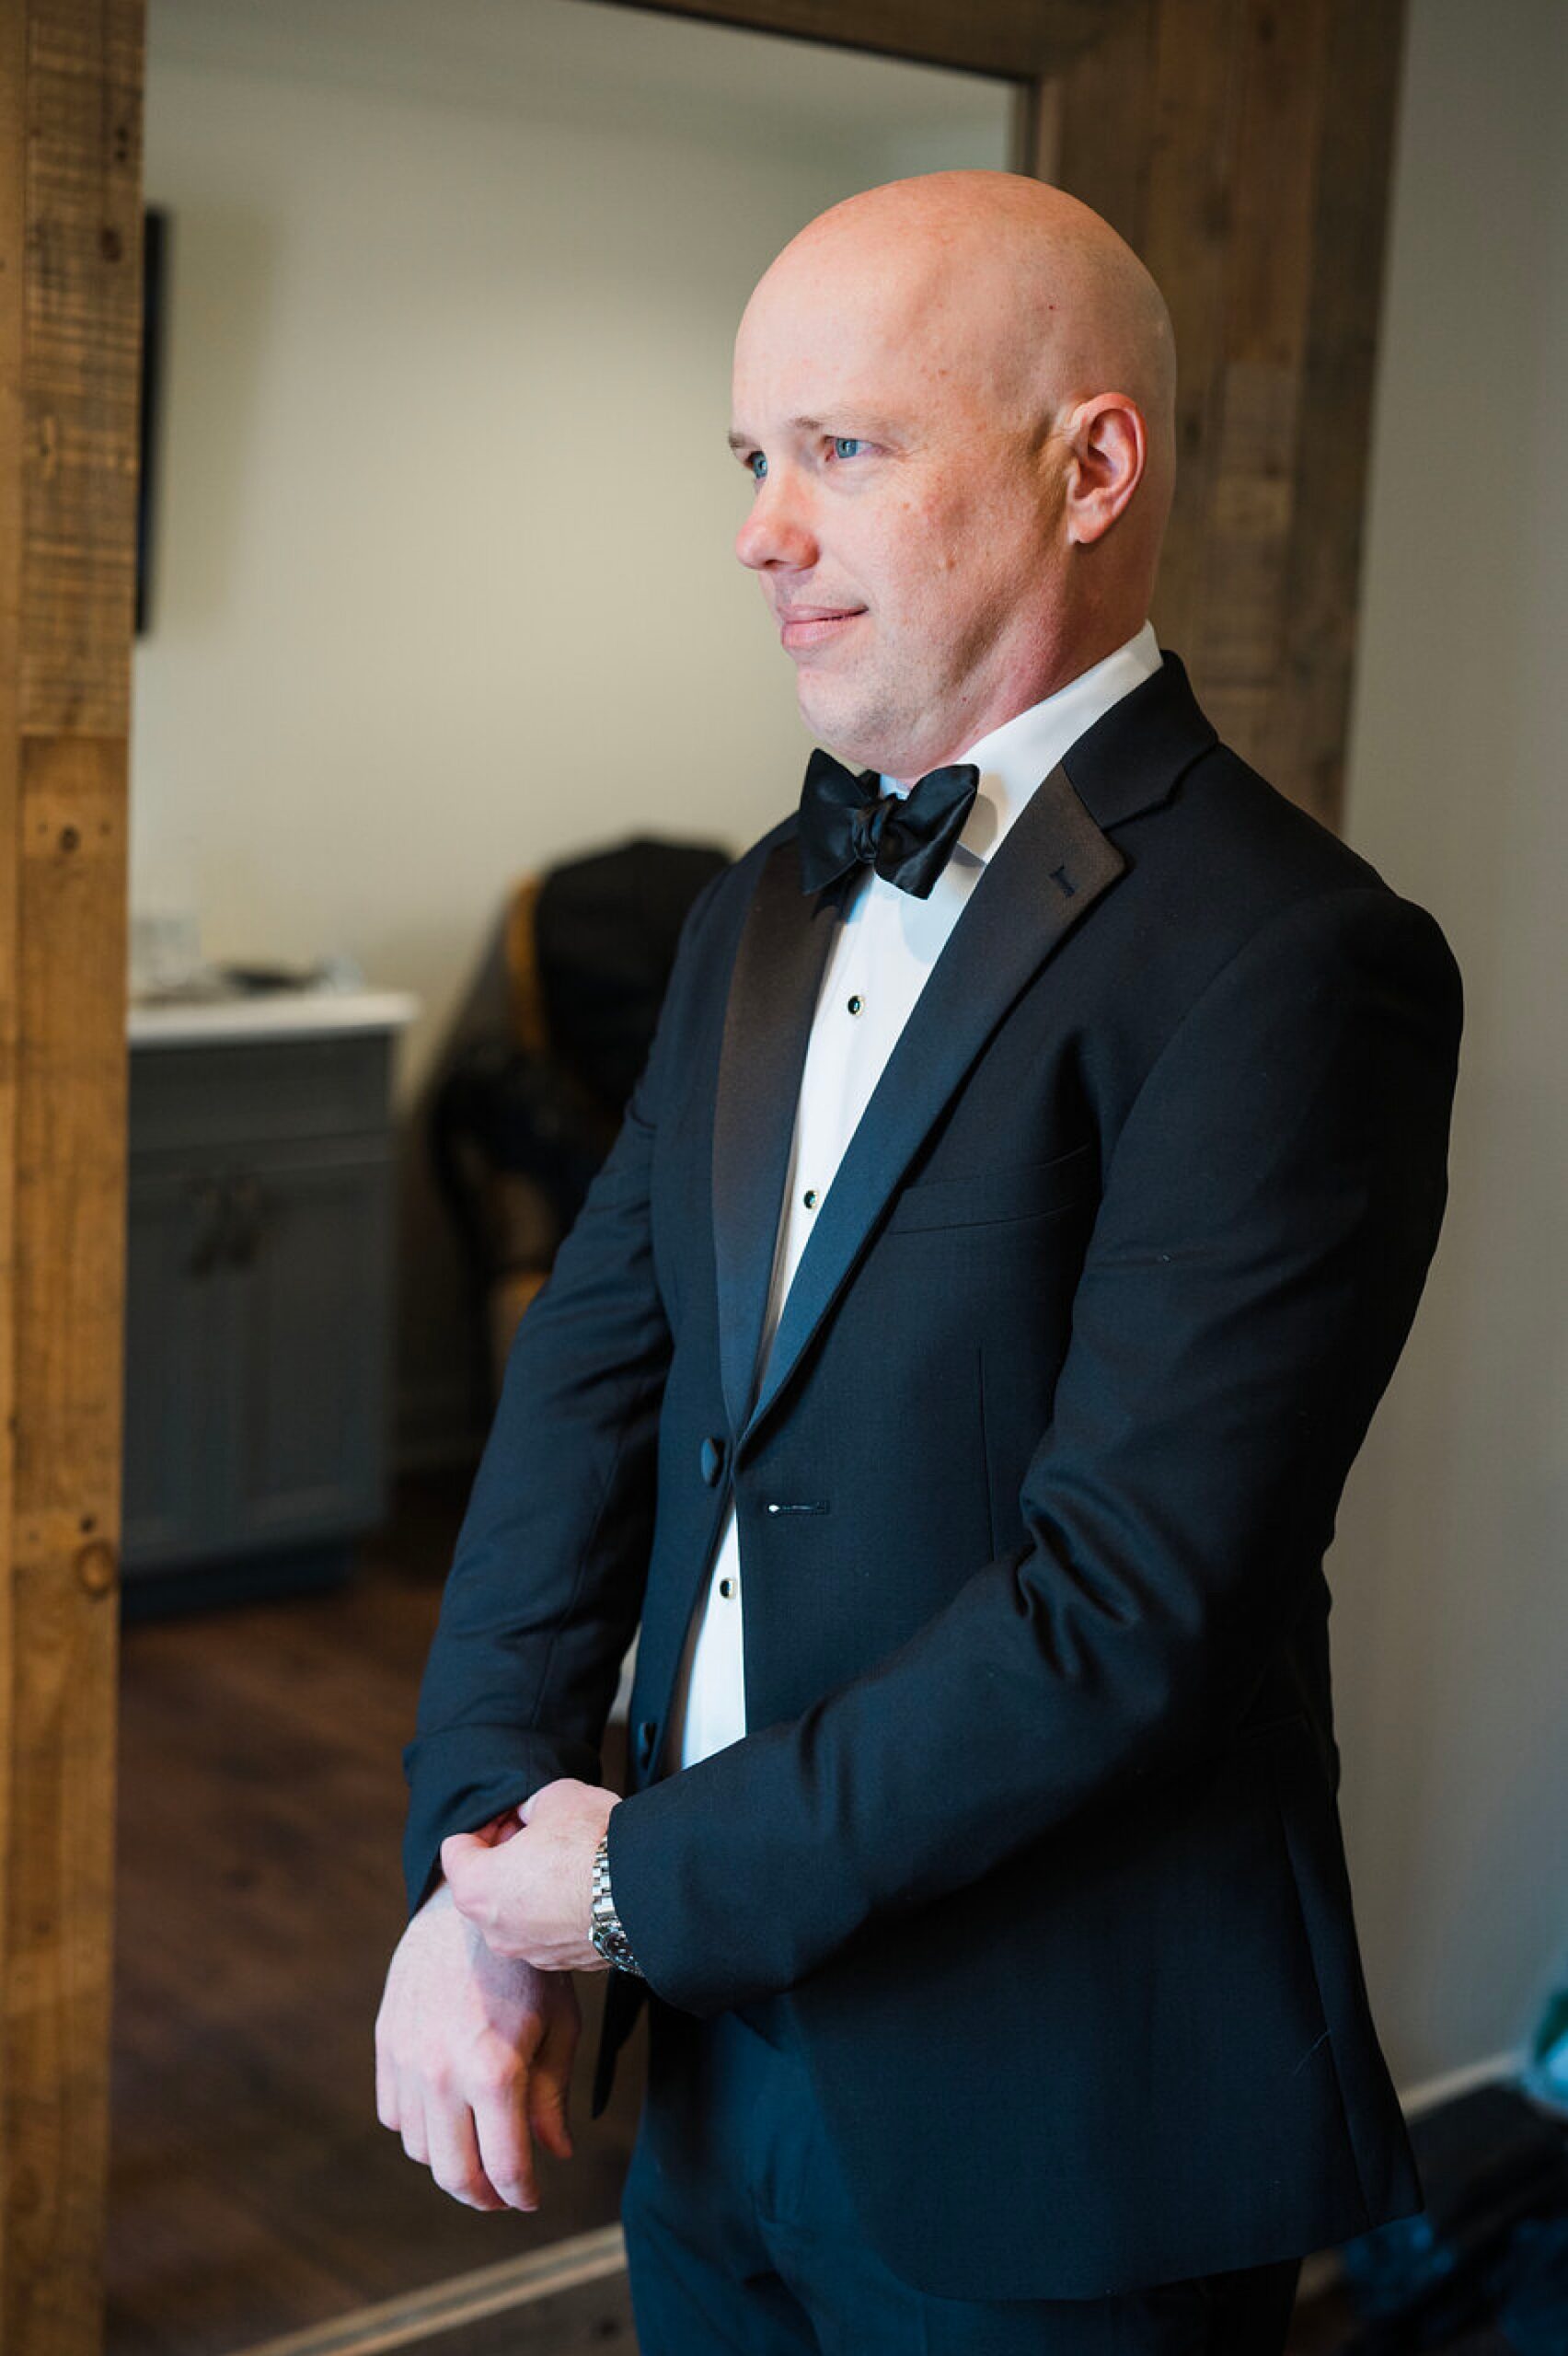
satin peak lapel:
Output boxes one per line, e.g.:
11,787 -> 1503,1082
711,837 -> 840,1441
712,763 -> 1124,1451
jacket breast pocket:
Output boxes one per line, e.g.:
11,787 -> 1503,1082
882,1140 -> 1099,1234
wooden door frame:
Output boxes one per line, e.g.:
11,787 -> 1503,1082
0,0 -> 1405,2349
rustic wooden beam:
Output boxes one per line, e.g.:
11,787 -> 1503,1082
1046,0 -> 1159,243
1051,0 -> 1407,826
1264,0 -> 1407,825
0,0 -> 23,2308
0,5 -> 144,2353
583,0 -> 1119,84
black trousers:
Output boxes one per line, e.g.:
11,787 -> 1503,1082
621,1992 -> 1304,2355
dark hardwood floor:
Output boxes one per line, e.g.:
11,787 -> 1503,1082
110,1465 -> 646,2356
110,1465 -> 1357,2355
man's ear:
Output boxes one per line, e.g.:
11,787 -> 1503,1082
1063,394 -> 1147,546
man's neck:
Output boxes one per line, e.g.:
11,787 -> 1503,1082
890,614 -> 1154,785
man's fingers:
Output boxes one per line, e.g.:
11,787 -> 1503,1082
516,1778 -> 567,1825
527,2064 -> 573,2163
440,1831 -> 486,1891
375,2019 -> 399,2130
395,2073 -> 431,2166
528,1993 -> 580,2161
439,1835 -> 497,1932
423,2091 -> 508,2212
471,2073 -> 540,2211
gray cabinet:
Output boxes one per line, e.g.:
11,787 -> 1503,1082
121,1009 -> 412,1611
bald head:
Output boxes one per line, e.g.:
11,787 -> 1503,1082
731,171 -> 1177,776
766,171 -> 1175,517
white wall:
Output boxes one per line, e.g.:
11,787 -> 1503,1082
133,0 -> 1010,1450
1332,0 -> 1568,2096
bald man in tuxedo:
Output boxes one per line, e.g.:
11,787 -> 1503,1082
378,170 -> 1460,2354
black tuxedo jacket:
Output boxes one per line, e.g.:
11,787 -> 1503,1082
402,652 -> 1462,2301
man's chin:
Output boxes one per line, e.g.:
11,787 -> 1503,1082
795,680 -> 881,770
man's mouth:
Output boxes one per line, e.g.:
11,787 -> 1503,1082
778,606 -> 865,652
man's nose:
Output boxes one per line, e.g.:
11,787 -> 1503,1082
735,477 -> 817,573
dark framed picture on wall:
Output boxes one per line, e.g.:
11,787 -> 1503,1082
135,204 -> 167,636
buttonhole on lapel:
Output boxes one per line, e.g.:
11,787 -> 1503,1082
1048,863 -> 1077,897
764,1500 -> 829,1515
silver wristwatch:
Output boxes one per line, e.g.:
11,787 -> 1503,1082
590,1829 -> 644,1976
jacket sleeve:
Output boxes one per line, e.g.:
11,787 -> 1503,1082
605,881 -> 1464,2014
399,867 -> 729,1921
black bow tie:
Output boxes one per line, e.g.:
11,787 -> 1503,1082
797,748 -> 980,900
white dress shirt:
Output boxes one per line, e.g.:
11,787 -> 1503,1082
662,620 -> 1163,1773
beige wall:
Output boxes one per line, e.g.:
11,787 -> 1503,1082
133,0 -> 1010,1450
1332,0 -> 1568,2097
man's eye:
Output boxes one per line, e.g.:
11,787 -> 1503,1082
748,451 -> 767,482
830,436 -> 865,461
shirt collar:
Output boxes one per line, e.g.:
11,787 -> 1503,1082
880,619 -> 1162,866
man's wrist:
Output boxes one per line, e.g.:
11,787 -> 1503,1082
589,1826 -> 644,1977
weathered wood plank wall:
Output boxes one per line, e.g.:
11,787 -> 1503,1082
1034,0 -> 1405,826
0,5 -> 144,2352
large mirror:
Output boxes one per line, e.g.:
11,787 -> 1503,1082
114,3 -> 1014,2347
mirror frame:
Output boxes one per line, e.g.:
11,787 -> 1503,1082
0,0 -> 1406,2347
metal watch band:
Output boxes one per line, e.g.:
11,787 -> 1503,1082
590,1829 -> 644,1977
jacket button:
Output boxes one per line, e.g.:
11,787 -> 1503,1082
637,1718 -> 657,1762
699,1435 -> 726,1486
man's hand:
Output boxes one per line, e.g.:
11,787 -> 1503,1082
442,1778 -> 617,1973
375,1860 -> 581,2212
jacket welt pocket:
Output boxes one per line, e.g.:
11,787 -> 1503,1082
882,1141 -> 1099,1234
